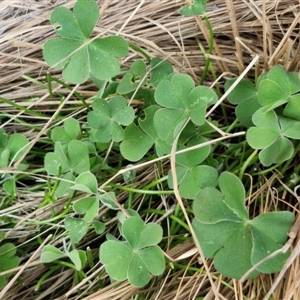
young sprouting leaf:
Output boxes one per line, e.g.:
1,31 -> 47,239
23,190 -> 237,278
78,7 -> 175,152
51,118 -> 81,143
73,197 -> 99,222
179,0 -> 207,16
120,105 -> 171,161
0,243 -> 20,290
99,216 -> 165,287
43,0 -> 128,84
99,192 -> 119,210
71,171 -> 98,194
87,96 -> 135,143
193,171 -> 294,279
154,74 -> 218,144
246,108 -> 300,166
64,216 -> 89,244
55,171 -> 75,198
41,245 -> 86,271
225,78 -> 261,127
168,137 -> 218,199
41,245 -> 66,263
122,164 -> 136,183
67,249 -> 87,271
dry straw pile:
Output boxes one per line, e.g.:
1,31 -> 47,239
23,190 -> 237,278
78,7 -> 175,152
1,0 -> 300,299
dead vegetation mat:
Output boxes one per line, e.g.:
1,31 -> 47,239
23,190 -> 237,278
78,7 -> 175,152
1,1 -> 300,299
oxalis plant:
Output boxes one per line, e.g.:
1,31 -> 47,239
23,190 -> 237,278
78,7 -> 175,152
1,0 -> 297,291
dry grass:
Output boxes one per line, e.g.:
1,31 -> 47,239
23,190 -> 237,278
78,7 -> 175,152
1,0 -> 300,299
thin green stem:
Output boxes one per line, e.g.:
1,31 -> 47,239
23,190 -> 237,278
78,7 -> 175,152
35,265 -> 61,291
199,16 -> 214,85
128,43 -> 151,63
239,149 -> 258,179
142,208 -> 190,232
108,183 -> 174,195
0,97 -> 46,118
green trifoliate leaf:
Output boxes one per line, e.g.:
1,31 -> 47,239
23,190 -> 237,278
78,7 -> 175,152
43,0 -> 128,84
99,216 -> 165,287
88,96 -> 135,143
193,171 -> 294,279
71,171 -> 98,194
225,78 -> 261,127
246,108 -> 299,166
120,105 -> 171,161
257,65 -> 300,111
51,118 -> 81,143
154,74 -> 218,144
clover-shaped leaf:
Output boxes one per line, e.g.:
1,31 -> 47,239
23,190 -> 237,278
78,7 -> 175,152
0,129 -> 29,195
0,129 -> 29,168
41,245 -> 86,271
257,65 -> 300,113
91,221 -> 106,234
246,108 -> 300,166
179,0 -> 207,16
45,140 -> 90,175
64,216 -> 88,244
193,171 -> 294,279
45,140 -> 90,197
87,96 -> 135,143
43,0 -> 128,84
168,137 -> 218,199
67,142 -> 89,172
99,192 -> 119,210
71,171 -> 98,194
225,78 -> 261,127
283,93 -> 300,121
0,243 -> 20,290
51,118 -> 81,143
73,197 -> 99,222
120,105 -> 171,161
99,216 -> 165,287
117,60 -> 147,94
154,74 -> 218,144
120,123 -> 153,162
